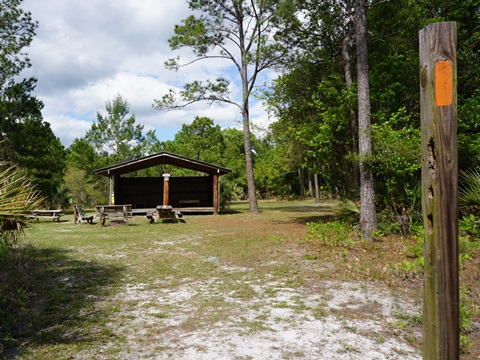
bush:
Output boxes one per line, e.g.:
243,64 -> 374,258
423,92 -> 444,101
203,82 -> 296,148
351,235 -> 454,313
372,110 -> 421,211
306,221 -> 355,249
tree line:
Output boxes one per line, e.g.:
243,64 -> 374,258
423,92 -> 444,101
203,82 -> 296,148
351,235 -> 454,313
65,100 -> 292,208
1,0 -> 479,238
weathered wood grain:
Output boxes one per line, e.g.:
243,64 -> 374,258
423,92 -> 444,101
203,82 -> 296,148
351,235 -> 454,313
419,21 -> 459,360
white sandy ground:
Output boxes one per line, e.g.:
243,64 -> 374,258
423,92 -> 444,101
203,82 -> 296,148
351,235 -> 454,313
74,261 -> 422,359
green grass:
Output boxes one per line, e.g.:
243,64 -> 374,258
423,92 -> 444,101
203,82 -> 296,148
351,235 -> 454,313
1,200 -> 330,357
1,199 -> 477,359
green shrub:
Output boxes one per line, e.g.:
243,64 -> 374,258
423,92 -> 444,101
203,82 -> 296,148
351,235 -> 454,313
458,215 -> 480,267
372,111 -> 421,211
398,230 -> 424,274
306,221 -> 355,249
459,214 -> 480,240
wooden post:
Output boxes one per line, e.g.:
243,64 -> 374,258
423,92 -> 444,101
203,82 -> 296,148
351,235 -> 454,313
419,22 -> 459,360
98,207 -> 104,227
108,174 -> 115,205
123,205 -> 128,224
213,173 -> 219,215
73,206 -> 78,224
162,170 -> 170,206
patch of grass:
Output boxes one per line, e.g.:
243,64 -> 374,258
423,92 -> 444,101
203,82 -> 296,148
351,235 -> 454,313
375,333 -> 386,343
152,312 -> 169,319
230,283 -> 258,301
339,340 -> 361,354
268,235 -> 283,243
392,311 -> 422,333
238,318 -> 270,334
311,304 -> 327,319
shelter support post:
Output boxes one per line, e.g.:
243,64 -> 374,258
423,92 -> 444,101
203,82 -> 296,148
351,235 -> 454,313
108,174 -> 115,205
213,173 -> 219,215
163,170 -> 170,206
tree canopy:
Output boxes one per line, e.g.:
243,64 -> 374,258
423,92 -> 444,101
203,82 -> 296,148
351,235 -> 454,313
163,116 -> 225,164
0,0 -> 37,92
85,94 -> 153,163
0,0 -> 66,206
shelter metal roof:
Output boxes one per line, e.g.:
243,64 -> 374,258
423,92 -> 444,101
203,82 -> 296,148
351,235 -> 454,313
94,152 -> 232,176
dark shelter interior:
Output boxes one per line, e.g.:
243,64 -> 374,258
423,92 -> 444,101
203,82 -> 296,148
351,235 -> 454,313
117,176 -> 212,209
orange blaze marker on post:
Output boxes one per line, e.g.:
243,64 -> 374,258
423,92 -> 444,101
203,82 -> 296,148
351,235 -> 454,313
435,60 -> 453,106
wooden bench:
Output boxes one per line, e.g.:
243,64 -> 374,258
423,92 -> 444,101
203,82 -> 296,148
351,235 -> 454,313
146,209 -> 157,223
179,199 -> 200,207
27,210 -> 64,222
73,205 -> 94,224
95,204 -> 132,226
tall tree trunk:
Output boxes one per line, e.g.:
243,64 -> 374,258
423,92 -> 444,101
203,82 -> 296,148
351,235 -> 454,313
314,172 -> 320,203
355,0 -> 377,239
308,173 -> 314,199
242,106 -> 259,213
342,32 -> 359,188
238,3 -> 259,214
241,59 -> 259,213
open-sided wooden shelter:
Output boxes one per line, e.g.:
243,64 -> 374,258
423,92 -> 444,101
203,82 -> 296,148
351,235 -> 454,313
93,152 -> 231,215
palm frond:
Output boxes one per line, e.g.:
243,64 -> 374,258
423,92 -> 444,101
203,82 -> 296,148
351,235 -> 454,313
0,163 -> 44,215
335,199 -> 360,223
0,162 -> 44,246
459,168 -> 480,209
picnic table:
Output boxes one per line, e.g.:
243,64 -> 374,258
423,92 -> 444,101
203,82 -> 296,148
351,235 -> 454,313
155,205 -> 182,222
27,209 -> 64,222
95,204 -> 132,226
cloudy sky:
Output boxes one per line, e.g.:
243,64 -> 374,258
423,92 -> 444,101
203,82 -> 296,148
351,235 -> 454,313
20,0 -> 276,146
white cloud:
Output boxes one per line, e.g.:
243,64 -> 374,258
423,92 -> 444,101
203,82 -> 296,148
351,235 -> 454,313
20,0 -> 276,147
